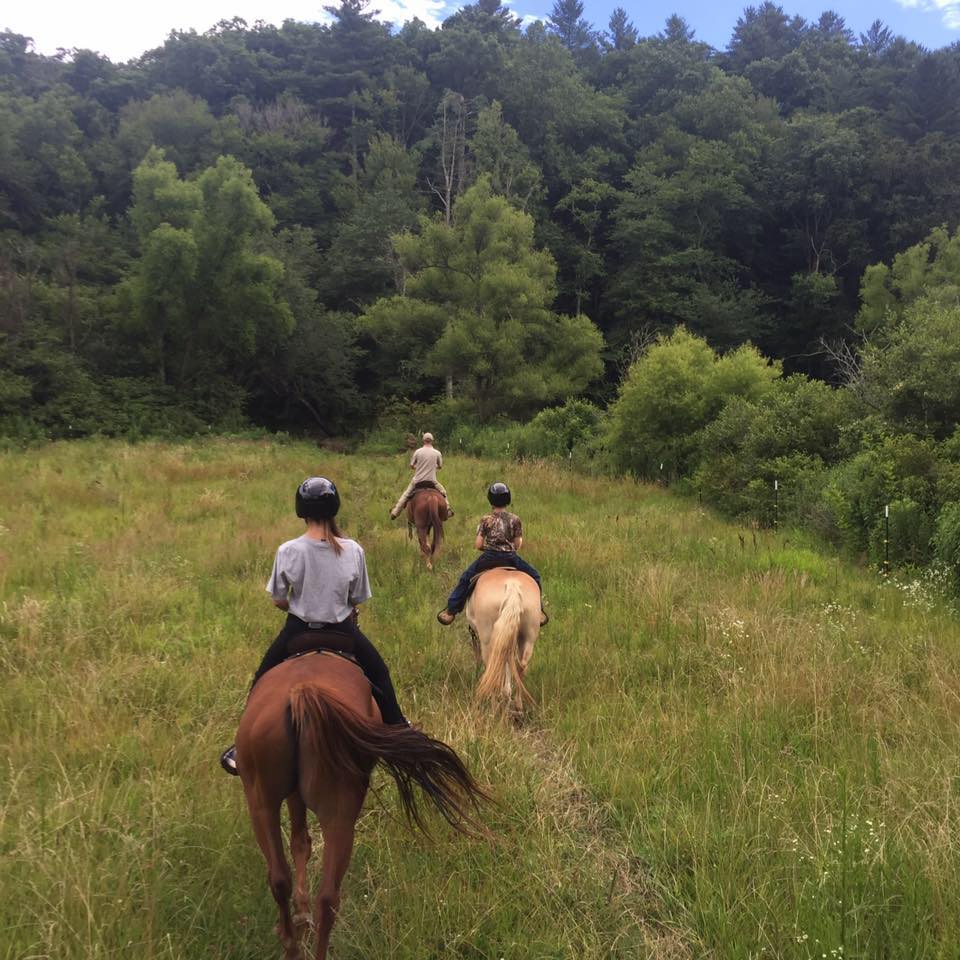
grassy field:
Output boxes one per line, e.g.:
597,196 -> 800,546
2,438 -> 960,959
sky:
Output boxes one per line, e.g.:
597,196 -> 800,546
3,0 -> 956,64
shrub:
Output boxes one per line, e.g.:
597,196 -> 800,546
521,399 -> 606,460
607,327 -> 779,479
693,376 -> 846,522
821,434 -> 941,563
933,501 -> 960,594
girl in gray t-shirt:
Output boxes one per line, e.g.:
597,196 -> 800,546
220,477 -> 410,776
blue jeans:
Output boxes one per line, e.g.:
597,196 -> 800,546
446,550 -> 543,614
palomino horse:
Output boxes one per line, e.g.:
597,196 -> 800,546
405,487 -> 447,570
235,651 -> 487,959
465,568 -> 541,720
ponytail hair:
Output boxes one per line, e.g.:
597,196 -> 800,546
305,516 -> 345,556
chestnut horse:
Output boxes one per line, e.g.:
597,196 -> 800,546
235,651 -> 487,959
465,568 -> 541,720
405,487 -> 447,570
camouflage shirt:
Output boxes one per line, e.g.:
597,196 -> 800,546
477,511 -> 523,552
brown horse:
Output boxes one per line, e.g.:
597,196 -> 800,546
465,568 -> 541,720
405,487 -> 447,570
235,651 -> 487,960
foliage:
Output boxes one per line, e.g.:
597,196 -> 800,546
694,375 -> 847,522
932,500 -> 960,594
123,148 -> 293,386
821,433 -> 942,563
607,327 -> 779,478
857,225 -> 960,335
857,299 -> 960,440
1,4 -> 959,510
361,178 -> 603,419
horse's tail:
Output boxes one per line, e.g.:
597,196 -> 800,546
288,684 -> 489,836
476,579 -> 531,704
428,495 -> 444,553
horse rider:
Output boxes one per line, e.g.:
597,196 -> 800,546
390,431 -> 454,520
220,477 -> 413,774
436,481 -> 548,626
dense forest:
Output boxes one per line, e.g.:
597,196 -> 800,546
2,0 -> 959,429
3,1 -> 960,578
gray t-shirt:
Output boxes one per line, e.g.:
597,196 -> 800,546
411,445 -> 442,484
266,535 -> 372,624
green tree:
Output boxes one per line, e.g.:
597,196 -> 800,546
360,178 -> 603,419
857,225 -> 960,335
607,327 -> 779,477
548,0 -> 597,64
857,299 -> 960,440
694,374 -> 847,520
125,148 -> 292,386
471,101 -> 542,211
319,133 -> 422,308
603,8 -> 637,51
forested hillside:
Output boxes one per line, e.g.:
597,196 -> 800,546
2,1 -> 959,437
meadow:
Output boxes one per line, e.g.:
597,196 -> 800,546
2,438 -> 960,960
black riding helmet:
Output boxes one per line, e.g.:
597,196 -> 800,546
487,481 -> 511,507
295,476 -> 341,520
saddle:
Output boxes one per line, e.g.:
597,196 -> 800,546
412,480 -> 441,493
285,624 -> 357,662
466,564 -> 518,601
285,647 -> 359,669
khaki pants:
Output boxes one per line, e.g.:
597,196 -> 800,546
392,480 -> 450,516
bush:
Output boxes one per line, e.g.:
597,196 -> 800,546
607,327 -> 779,479
821,434 -> 942,563
521,400 -> 606,460
693,376 -> 846,522
933,501 -> 960,594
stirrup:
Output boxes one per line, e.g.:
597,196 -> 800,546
220,745 -> 239,776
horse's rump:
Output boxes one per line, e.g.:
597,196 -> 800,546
407,487 -> 445,562
467,568 -> 541,711
236,654 -> 489,958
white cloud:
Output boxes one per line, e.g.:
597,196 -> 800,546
372,0 -> 455,29
894,0 -> 960,31
5,0 -> 463,61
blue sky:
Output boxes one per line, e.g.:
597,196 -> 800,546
573,0 -> 957,49
3,0 -> 955,63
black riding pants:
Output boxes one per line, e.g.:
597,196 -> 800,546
251,613 -> 406,725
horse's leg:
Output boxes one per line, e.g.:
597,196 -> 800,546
417,525 -> 431,569
467,625 -> 482,667
246,795 -> 301,960
313,787 -> 365,960
512,624 -> 538,721
287,792 -> 313,940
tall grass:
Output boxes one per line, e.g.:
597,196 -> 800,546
2,439 -> 959,958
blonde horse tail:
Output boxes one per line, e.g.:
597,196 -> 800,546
476,579 -> 529,704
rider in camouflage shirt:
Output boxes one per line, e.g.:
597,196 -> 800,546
437,482 -> 547,625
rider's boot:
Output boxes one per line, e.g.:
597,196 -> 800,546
220,745 -> 239,776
